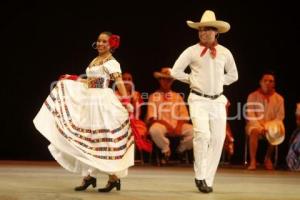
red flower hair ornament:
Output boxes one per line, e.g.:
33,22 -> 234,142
109,34 -> 120,49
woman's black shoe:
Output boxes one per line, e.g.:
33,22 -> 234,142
74,176 -> 97,191
195,179 -> 213,193
98,179 -> 121,192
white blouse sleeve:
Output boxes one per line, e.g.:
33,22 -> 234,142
103,60 -> 122,74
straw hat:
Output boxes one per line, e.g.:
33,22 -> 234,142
265,120 -> 285,145
153,67 -> 173,79
186,10 -> 230,33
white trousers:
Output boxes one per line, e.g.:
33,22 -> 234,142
188,93 -> 227,187
149,123 -> 194,153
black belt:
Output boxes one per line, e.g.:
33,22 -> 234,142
191,90 -> 222,100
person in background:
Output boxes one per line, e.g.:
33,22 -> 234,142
146,67 -> 194,164
223,101 -> 235,161
115,72 -> 152,153
246,70 -> 285,170
116,72 -> 144,121
286,103 -> 300,171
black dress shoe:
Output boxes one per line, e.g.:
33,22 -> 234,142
98,179 -> 121,192
74,176 -> 97,191
195,179 -> 213,193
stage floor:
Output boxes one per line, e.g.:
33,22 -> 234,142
0,161 -> 299,200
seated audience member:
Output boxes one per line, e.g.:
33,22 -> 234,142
245,71 -> 285,170
146,67 -> 193,164
115,72 -> 152,153
286,103 -> 300,171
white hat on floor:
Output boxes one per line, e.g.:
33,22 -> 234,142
265,120 -> 285,145
186,10 -> 230,33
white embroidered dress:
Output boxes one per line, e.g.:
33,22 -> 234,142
33,59 -> 134,177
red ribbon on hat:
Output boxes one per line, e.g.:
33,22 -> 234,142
200,41 -> 218,59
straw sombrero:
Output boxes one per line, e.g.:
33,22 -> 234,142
186,10 -> 230,33
153,67 -> 173,79
265,120 -> 285,145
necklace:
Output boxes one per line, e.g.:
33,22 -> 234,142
90,54 -> 112,68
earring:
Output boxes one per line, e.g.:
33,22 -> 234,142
91,42 -> 97,49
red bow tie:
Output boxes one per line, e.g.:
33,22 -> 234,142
200,41 -> 218,59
